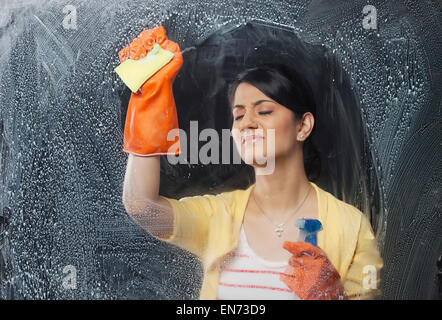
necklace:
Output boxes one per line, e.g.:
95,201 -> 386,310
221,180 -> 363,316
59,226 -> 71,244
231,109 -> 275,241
252,185 -> 312,238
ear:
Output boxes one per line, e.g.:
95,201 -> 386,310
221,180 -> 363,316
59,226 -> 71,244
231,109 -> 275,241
297,112 -> 314,141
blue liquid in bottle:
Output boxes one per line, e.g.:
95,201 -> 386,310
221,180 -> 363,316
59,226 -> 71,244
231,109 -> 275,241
295,218 -> 323,246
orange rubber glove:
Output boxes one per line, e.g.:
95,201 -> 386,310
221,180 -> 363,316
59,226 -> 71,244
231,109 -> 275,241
279,241 -> 348,300
119,25 -> 183,156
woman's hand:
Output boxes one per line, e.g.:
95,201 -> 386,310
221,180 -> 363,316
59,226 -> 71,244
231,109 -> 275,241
118,25 -> 183,156
279,241 -> 348,300
118,25 -> 183,91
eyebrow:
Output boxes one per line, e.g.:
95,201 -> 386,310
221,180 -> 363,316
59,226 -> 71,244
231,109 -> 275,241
232,99 -> 275,111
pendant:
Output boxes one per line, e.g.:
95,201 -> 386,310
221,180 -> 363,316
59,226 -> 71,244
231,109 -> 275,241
275,224 -> 284,237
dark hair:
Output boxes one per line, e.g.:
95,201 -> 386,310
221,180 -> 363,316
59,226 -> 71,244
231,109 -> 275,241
226,63 -> 321,180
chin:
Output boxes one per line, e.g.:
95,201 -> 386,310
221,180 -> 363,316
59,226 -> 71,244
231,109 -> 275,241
241,146 -> 269,165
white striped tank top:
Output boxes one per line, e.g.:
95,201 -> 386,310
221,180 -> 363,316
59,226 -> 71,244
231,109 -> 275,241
216,223 -> 301,300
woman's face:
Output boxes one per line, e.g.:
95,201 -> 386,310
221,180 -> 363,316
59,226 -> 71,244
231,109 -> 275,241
230,82 -> 305,166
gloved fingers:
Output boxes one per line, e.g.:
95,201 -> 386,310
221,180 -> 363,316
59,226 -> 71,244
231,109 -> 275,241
288,256 -> 324,272
152,25 -> 167,44
283,240 -> 312,256
138,26 -> 169,54
139,29 -> 157,51
153,39 -> 183,74
279,265 -> 299,284
289,256 -> 336,276
283,263 -> 308,281
140,35 -> 156,52
129,37 -> 146,60
288,255 -> 308,267
138,27 -> 183,68
281,255 -> 345,300
118,47 -> 130,63
159,38 -> 182,55
119,25 -> 168,62
279,265 -> 311,298
283,240 -> 326,259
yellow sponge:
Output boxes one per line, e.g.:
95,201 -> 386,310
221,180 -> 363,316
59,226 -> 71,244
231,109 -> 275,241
114,43 -> 174,93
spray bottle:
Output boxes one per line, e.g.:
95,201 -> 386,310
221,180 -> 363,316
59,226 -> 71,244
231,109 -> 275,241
295,218 -> 323,246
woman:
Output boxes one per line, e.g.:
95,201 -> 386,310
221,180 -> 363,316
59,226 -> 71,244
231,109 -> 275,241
121,26 -> 383,300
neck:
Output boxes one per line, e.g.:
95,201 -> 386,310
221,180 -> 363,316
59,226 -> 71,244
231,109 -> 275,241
252,148 -> 311,220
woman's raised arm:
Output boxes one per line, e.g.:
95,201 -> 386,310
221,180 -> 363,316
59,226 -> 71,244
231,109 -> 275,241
118,25 -> 183,238
122,154 -> 174,238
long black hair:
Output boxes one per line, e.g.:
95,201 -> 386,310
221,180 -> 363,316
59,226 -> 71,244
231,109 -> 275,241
226,63 -> 321,181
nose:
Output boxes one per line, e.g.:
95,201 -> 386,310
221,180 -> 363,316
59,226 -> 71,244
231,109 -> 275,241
239,110 -> 259,132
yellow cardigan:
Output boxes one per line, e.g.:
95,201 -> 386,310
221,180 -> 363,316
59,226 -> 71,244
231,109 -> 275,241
155,181 -> 383,300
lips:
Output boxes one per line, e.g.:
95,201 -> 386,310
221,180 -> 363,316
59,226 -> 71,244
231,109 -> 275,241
242,135 -> 264,145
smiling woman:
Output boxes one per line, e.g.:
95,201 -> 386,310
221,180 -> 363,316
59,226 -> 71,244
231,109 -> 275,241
207,64 -> 381,300
227,64 -> 319,179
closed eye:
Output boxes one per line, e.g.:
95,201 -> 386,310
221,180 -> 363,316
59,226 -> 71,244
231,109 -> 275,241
234,111 -> 273,121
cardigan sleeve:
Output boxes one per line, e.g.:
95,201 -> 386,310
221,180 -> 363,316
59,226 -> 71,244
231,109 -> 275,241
151,194 -> 217,259
342,214 -> 384,300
